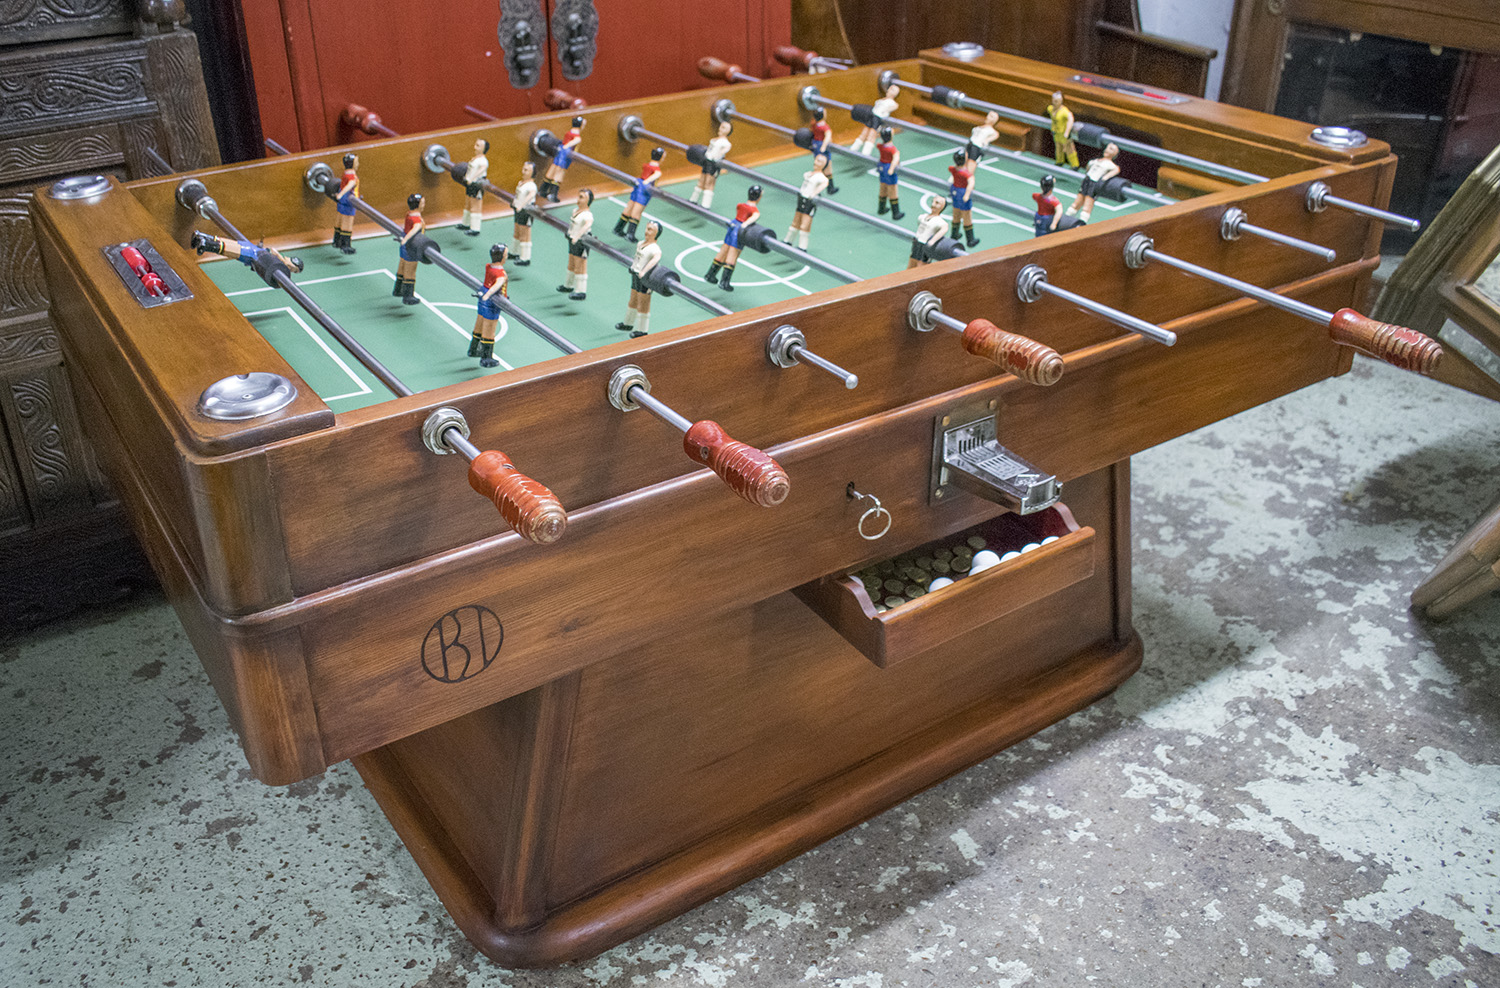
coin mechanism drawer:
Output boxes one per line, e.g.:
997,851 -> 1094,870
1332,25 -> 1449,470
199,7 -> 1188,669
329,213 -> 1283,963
792,504 -> 1095,669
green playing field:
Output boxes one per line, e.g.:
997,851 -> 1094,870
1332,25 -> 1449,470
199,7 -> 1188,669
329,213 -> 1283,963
202,132 -> 1153,411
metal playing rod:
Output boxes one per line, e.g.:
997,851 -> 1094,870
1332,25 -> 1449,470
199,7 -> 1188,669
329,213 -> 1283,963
774,45 -> 851,73
607,365 -> 791,507
1122,232 -> 1441,374
618,117 -> 866,283
906,291 -> 1066,384
463,105 -> 499,121
174,178 -> 411,397
766,325 -> 858,389
304,162 -> 584,355
264,138 -> 292,156
881,73 -> 1421,230
143,146 -> 174,176
1015,264 -> 1176,345
621,116 -> 915,243
698,56 -> 761,84
720,98 -> 1037,222
1220,208 -> 1336,262
343,103 -> 398,139
422,141 -> 731,317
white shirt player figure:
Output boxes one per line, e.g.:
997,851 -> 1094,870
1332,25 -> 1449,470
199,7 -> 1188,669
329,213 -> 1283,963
692,120 -> 734,208
785,154 -> 831,251
618,220 -> 663,338
908,197 -> 950,269
559,188 -> 595,300
460,137 -> 489,235
511,161 -> 538,265
967,110 -> 1001,166
1065,142 -> 1121,224
853,84 -> 901,155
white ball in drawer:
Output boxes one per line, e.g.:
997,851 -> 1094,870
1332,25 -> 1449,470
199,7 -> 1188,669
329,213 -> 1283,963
971,550 -> 1002,573
1021,542 -> 1041,554
928,576 -> 954,590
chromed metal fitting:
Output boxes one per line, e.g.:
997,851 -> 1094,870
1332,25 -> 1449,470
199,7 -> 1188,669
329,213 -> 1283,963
608,364 -> 649,412
48,175 -> 110,200
421,406 -> 470,455
876,69 -> 899,93
710,99 -> 735,125
1015,264 -> 1048,303
908,290 -> 943,332
174,178 -> 216,218
942,88 -> 968,109
529,128 -> 556,155
797,85 -> 821,112
1309,125 -> 1367,149
941,41 -> 985,61
303,162 -> 333,193
1220,207 -> 1246,241
766,325 -> 805,368
1305,180 -> 1330,213
197,372 -> 297,421
1123,232 -> 1154,270
618,114 -> 644,141
421,143 -> 450,174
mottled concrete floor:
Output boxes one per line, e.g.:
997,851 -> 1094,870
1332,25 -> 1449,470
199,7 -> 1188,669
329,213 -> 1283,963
3,356 -> 1498,988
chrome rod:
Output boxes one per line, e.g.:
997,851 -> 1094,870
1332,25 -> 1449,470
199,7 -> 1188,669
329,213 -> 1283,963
1221,208 -> 1336,261
1016,264 -> 1175,345
1124,232 -> 1330,325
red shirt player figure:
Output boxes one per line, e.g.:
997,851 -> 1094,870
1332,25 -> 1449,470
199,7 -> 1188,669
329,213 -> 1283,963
332,152 -> 359,254
470,243 -> 509,367
557,188 -> 594,300
540,116 -> 584,202
947,149 -> 979,248
875,126 -> 903,220
393,193 -> 424,305
1032,174 -> 1061,237
809,107 -> 839,194
706,184 -> 762,290
614,146 -> 664,241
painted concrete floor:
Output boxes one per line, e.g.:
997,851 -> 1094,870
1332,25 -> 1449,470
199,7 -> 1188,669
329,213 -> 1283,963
3,352 -> 1498,987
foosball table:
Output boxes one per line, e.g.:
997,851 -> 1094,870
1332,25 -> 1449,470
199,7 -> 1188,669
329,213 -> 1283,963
29,46 -> 1440,967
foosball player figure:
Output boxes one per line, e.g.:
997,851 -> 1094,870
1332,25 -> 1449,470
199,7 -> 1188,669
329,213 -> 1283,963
1032,174 -> 1062,236
540,116 -> 584,201
394,193 -> 425,305
512,161 -> 537,266
469,244 -> 509,367
785,157 -> 829,252
875,126 -> 903,220
706,184 -> 761,289
947,149 -> 979,248
615,146 -> 664,241
809,107 -> 839,194
966,110 -> 1000,167
191,231 -> 305,273
691,120 -> 732,207
1047,91 -> 1079,169
460,138 -> 490,236
332,152 -> 359,254
908,197 -> 949,269
617,220 -> 662,337
852,83 -> 900,154
1065,142 -> 1120,225
557,188 -> 594,300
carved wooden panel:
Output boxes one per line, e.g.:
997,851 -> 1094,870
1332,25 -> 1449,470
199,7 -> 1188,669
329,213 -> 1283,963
1,365 -> 97,521
0,195 -> 49,316
0,42 -> 151,132
143,30 -> 218,168
0,0 -> 132,47
0,417 -> 27,535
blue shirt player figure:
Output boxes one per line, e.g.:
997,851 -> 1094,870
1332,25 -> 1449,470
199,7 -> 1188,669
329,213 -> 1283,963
332,152 -> 359,254
469,244 -> 509,367
705,184 -> 761,291
539,116 -> 584,202
191,230 -> 305,273
614,146 -> 664,241
875,126 -> 903,220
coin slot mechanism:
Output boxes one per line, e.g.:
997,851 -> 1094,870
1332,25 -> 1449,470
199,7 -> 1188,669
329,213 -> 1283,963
792,504 -> 1095,668
930,403 -> 1060,514
102,239 -> 193,309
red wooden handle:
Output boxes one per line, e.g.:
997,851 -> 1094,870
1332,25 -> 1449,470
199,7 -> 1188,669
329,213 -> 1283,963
773,45 -> 817,70
962,319 -> 1064,385
1327,308 -> 1442,376
543,88 -> 587,111
341,103 -> 384,135
697,56 -> 742,82
682,420 -> 790,507
467,450 -> 568,545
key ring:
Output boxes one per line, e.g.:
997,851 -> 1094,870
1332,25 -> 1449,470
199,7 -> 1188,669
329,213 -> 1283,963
846,482 -> 892,540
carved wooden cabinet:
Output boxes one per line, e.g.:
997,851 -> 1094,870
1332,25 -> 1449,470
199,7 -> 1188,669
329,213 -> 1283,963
1,1 -> 218,626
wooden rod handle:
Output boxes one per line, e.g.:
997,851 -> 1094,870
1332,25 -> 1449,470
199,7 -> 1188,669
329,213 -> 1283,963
696,56 -> 742,83
543,88 -> 587,111
1327,308 -> 1442,376
683,420 -> 790,507
467,450 -> 568,545
773,45 -> 817,70
962,319 -> 1064,385
341,103 -> 392,137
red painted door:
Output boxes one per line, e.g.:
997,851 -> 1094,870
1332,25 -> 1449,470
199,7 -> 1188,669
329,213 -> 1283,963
243,0 -> 791,153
